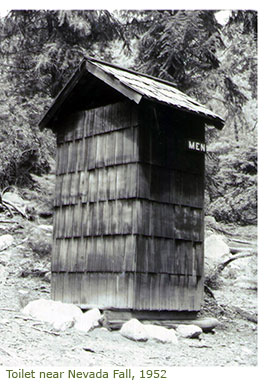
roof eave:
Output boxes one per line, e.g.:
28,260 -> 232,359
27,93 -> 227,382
39,58 -> 225,131
205,115 -> 225,130
142,95 -> 225,130
39,59 -> 143,130
39,59 -> 88,130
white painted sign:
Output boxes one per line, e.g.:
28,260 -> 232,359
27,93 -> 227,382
187,140 -> 206,152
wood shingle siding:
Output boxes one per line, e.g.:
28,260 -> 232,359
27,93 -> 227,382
39,58 -> 224,316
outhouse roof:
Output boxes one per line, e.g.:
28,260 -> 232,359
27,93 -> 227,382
39,57 -> 225,130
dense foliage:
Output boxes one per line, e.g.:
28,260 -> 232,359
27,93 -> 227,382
0,9 -> 257,224
205,137 -> 257,225
133,10 -> 257,225
0,74 -> 54,186
0,10 -> 124,186
1,10 -> 125,97
205,11 -> 257,224
136,10 -> 223,90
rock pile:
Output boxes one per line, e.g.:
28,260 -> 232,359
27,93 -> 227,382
20,298 -> 220,343
21,299 -> 102,332
119,319 -> 208,344
204,233 -> 230,278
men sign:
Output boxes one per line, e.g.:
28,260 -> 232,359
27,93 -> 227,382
187,140 -> 206,152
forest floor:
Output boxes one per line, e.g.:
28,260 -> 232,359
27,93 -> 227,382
0,184 -> 257,368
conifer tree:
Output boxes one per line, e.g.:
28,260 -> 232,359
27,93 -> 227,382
0,10 -> 125,98
0,10 -> 125,186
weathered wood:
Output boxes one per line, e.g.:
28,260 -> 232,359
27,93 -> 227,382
229,245 -> 255,254
229,238 -> 255,246
134,199 -> 203,240
232,306 -> 257,323
195,242 -> 204,276
1,199 -> 28,219
78,139 -> 86,171
67,142 -> 74,173
137,164 -> 204,207
132,272 -> 200,311
85,62 -> 142,105
87,136 -> 96,170
102,309 -> 198,329
115,131 -> 124,165
51,98 -> 206,312
61,143 -> 69,174
59,175 -> 68,205
77,236 -> 135,272
54,175 -> 62,207
79,171 -> 88,203
55,164 -> 198,208
57,239 -> 69,272
216,250 -> 256,274
41,60 -> 87,130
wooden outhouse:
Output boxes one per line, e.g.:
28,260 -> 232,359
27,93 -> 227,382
39,57 -> 224,320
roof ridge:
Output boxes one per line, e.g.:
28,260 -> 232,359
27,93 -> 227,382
39,57 -> 225,130
84,56 -> 178,89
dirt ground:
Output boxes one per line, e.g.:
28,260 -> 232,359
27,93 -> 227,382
0,219 -> 257,368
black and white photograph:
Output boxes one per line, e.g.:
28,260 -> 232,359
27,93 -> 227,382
0,2 -> 262,386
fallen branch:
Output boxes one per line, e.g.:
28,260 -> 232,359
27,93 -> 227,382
0,187 -> 28,219
216,250 -> 256,274
0,201 -> 14,217
2,199 -> 28,219
0,237 -> 28,253
205,250 -> 256,289
229,246 -> 255,254
204,285 -> 216,300
0,346 -> 18,359
229,238 -> 256,246
26,324 -> 60,336
83,347 -> 96,353
20,268 -> 48,278
14,315 -> 44,323
212,224 -> 257,239
0,220 -> 19,224
232,306 -> 257,324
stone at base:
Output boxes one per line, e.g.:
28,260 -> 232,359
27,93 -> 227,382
185,317 -> 220,332
74,308 -> 103,332
120,319 -> 148,341
176,324 -> 203,338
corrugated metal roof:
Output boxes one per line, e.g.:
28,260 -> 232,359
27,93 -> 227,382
87,58 -> 224,129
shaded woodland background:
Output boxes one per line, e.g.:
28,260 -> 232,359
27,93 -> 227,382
0,10 -> 257,225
